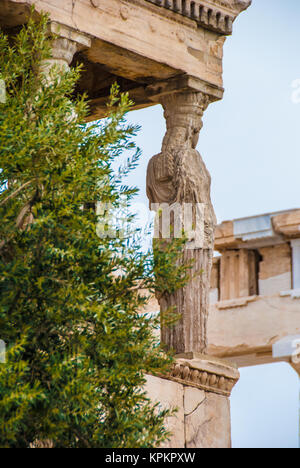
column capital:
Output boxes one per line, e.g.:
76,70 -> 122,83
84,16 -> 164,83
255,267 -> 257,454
48,22 -> 91,53
161,91 -> 211,125
44,22 -> 91,70
146,75 -> 224,105
40,23 -> 91,79
49,38 -> 78,66
160,90 -> 212,152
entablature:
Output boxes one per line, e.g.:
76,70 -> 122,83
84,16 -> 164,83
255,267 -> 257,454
0,0 -> 250,119
145,0 -> 251,35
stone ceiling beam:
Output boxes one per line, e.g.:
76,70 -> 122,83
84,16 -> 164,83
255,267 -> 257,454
0,0 -> 251,120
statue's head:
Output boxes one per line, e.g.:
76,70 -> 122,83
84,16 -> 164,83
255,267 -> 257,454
161,92 -> 210,150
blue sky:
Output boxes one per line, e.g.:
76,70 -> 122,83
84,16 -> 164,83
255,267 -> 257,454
122,0 -> 300,448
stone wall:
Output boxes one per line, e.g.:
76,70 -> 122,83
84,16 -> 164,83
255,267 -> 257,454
208,294 -> 300,366
145,356 -> 239,448
210,243 -> 293,302
258,244 -> 292,296
146,375 -> 232,448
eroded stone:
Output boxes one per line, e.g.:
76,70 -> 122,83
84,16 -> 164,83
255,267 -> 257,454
185,393 -> 231,449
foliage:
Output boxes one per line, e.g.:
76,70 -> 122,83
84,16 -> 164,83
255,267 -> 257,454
0,12 -> 189,448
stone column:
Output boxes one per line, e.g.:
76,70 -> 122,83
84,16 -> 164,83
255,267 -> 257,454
147,91 -> 216,354
146,355 -> 239,448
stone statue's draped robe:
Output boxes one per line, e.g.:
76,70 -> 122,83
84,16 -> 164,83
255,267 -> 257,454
147,95 -> 217,354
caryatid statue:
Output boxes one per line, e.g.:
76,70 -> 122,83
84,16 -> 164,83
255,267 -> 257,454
147,91 -> 217,354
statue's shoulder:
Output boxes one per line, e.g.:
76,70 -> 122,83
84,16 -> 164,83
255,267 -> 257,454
148,151 -> 175,183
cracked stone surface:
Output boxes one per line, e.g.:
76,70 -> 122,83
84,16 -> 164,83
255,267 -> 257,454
184,387 -> 206,416
185,392 -> 231,448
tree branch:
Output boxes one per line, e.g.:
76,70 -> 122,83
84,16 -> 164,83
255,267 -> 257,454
0,181 -> 32,207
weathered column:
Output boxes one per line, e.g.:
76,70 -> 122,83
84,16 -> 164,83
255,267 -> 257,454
147,91 -> 216,354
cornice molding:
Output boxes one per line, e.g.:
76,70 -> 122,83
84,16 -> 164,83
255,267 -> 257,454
160,354 -> 240,397
145,0 -> 251,35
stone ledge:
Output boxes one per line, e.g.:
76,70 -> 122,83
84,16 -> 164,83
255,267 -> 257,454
161,354 -> 240,397
273,210 -> 300,238
146,75 -> 224,103
215,209 -> 300,250
280,289 -> 300,300
144,0 -> 250,35
216,295 -> 258,309
48,22 -> 92,50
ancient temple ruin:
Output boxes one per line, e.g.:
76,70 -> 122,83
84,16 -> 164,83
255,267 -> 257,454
145,208 -> 300,447
0,0 -> 274,449
209,209 -> 300,376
